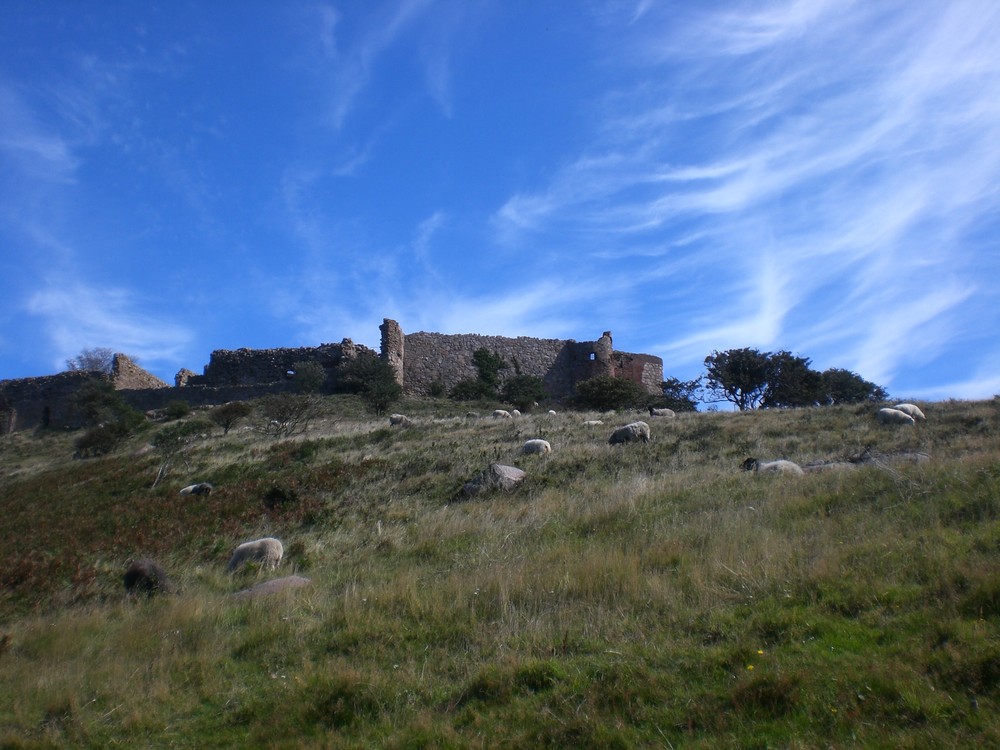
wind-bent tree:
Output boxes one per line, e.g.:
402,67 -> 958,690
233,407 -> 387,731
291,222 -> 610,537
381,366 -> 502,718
704,348 -> 887,410
820,368 -> 888,404
760,351 -> 824,408
703,348 -> 773,410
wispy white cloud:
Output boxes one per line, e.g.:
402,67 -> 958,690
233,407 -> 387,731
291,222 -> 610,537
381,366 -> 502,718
0,82 -> 80,185
306,0 -> 437,129
491,0 -> 1000,393
26,283 -> 193,373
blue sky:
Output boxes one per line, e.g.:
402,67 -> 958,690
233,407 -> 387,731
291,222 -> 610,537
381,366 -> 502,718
2,1 -> 999,401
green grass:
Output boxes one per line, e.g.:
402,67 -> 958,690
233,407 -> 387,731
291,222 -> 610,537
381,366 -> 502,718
1,396 -> 999,747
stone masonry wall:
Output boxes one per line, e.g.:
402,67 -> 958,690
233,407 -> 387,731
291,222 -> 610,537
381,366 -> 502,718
398,327 -> 663,399
112,354 -> 169,390
0,371 -> 108,433
190,339 -> 376,389
1,321 -> 663,434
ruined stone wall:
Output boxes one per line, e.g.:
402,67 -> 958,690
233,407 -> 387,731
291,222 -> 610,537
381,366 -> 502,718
112,354 -> 169,390
118,383 -> 298,414
190,339 -> 375,389
613,353 -> 665,395
399,328 -> 663,399
0,371 -> 108,433
379,318 -> 405,386
1,320 -> 664,434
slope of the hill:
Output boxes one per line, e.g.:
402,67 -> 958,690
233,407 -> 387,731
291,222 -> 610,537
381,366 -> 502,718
1,396 -> 998,748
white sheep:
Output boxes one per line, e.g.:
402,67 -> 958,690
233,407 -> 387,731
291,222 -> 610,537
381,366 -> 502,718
389,413 -> 412,427
893,403 -> 926,421
877,408 -> 916,426
227,537 -> 284,572
492,409 -> 512,419
583,420 -> 604,426
741,457 -> 804,476
179,482 -> 213,496
648,407 -> 676,418
608,421 -> 651,445
511,409 -> 521,417
522,438 -> 552,455
547,410 -> 557,415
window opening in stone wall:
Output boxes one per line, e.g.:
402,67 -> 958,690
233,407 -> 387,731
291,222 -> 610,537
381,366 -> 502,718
589,352 -> 596,361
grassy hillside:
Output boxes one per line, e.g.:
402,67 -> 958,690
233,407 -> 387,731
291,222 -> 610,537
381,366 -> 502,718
1,396 -> 998,748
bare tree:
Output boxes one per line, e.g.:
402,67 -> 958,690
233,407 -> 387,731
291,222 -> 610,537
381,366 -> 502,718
65,347 -> 117,374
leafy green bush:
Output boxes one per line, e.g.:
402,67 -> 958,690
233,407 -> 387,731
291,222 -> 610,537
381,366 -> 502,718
291,360 -> 326,394
501,374 -> 547,411
449,378 -> 494,401
209,401 -> 253,434
574,375 -> 649,411
74,420 -> 135,457
163,400 -> 191,420
472,348 -> 507,389
336,353 -> 402,414
73,379 -> 135,427
72,381 -> 146,457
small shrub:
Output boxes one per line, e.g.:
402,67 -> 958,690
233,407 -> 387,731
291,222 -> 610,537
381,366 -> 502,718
449,378 -> 494,401
209,401 -> 253,434
574,375 -> 649,411
291,360 -> 326,394
263,485 -> 299,510
501,374 -> 547,412
259,394 -> 318,437
163,400 -> 191,420
74,422 -> 133,457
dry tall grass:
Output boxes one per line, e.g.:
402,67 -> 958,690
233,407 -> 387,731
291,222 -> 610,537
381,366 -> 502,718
1,396 -> 998,747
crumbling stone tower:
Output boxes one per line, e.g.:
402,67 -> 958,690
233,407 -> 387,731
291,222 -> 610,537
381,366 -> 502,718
380,318 -> 405,387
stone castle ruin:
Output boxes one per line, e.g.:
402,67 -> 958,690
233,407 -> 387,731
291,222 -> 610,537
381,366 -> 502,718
0,319 -> 662,434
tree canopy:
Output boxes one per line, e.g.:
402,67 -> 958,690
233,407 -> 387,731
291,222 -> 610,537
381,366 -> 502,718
702,348 -> 886,410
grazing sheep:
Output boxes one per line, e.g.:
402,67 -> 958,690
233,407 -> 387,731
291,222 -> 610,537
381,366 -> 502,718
741,457 -> 805,476
877,408 -> 916,426
648,407 -> 676,418
608,421 -> 651,445
123,558 -> 176,598
511,409 -> 521,417
547,410 -> 557,415
227,537 -> 284,572
492,409 -> 512,419
893,403 -> 926,421
179,482 -> 213,496
522,439 -> 552,455
389,413 -> 412,427
583,420 -> 604,426
232,575 -> 312,600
